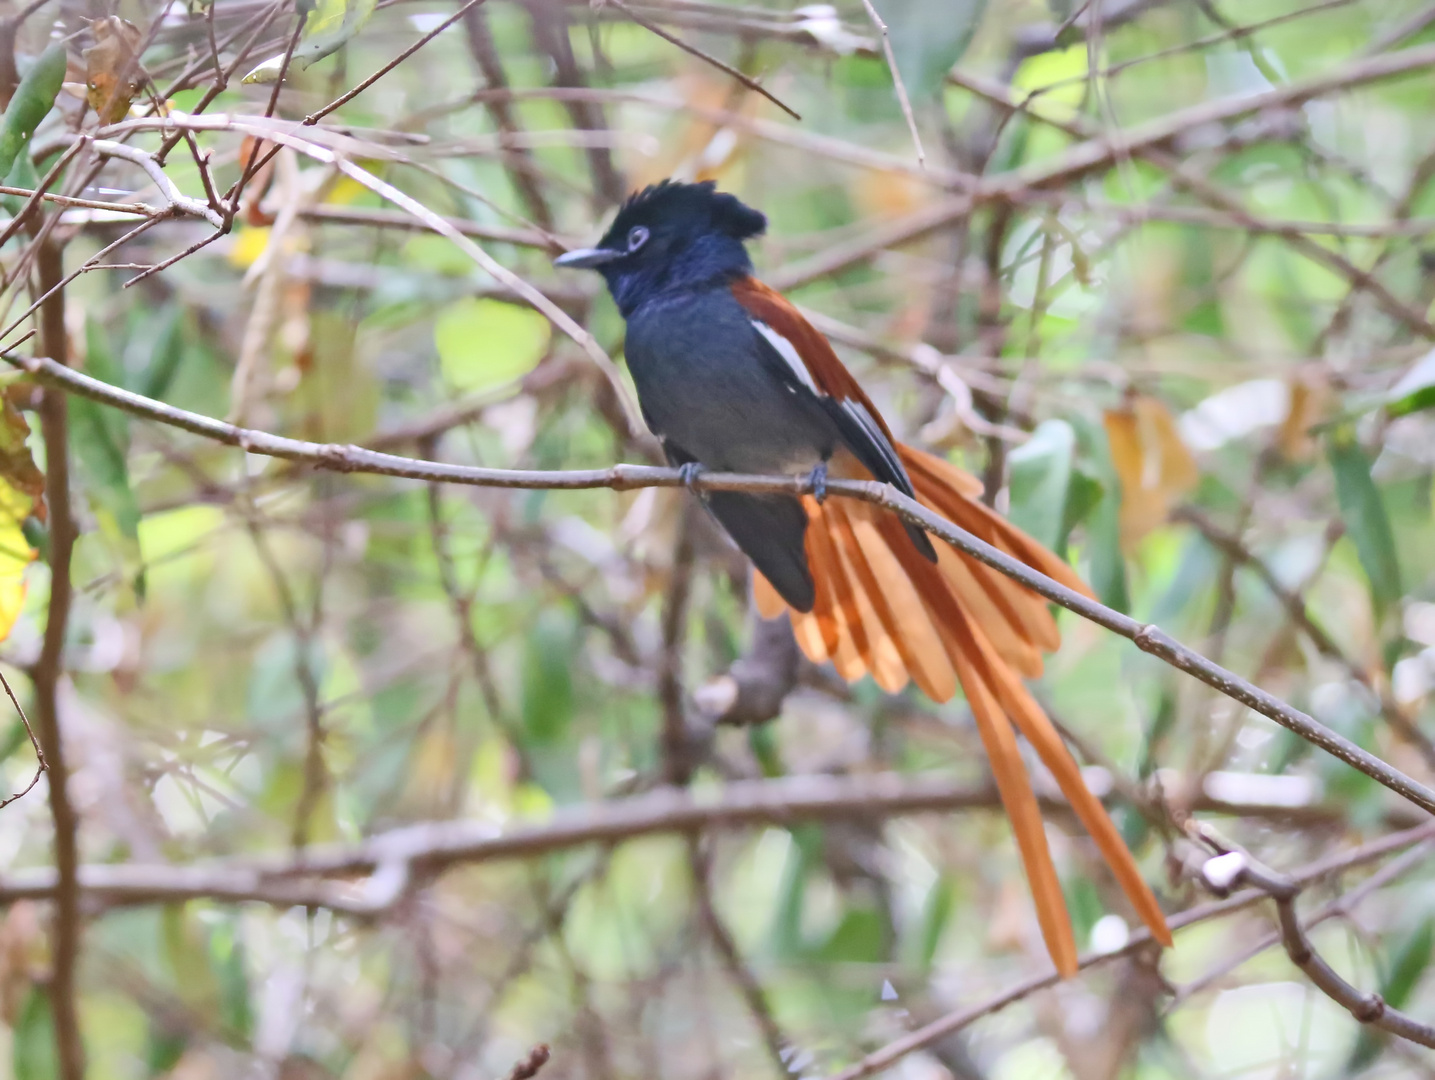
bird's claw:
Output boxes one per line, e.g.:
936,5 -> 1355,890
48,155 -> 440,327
807,461 -> 829,503
677,462 -> 705,493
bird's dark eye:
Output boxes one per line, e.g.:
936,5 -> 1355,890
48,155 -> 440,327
626,226 -> 650,252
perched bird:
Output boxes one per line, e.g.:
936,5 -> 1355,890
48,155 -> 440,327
556,180 -> 1172,975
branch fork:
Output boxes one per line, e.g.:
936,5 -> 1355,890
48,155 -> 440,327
1192,826 -> 1435,1048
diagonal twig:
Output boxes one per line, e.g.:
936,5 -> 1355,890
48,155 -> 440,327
604,0 -> 801,120
1193,838 -> 1435,1048
305,0 -> 491,126
822,821 -> 1435,1080
0,668 -> 46,810
856,0 -> 924,167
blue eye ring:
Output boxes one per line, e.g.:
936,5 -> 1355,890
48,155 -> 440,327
627,225 -> 650,252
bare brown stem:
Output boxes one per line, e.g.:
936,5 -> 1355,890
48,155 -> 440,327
33,239 -> 82,1080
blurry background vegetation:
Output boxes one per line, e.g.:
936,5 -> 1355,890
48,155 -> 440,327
2,0 -> 1435,1076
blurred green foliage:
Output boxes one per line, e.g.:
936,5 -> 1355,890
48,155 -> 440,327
2,0 -> 1435,1078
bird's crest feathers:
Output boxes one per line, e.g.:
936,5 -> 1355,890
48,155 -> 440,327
604,180 -> 767,246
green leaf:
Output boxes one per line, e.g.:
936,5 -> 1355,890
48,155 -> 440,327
1,147 -> 37,218
1061,467 -> 1104,550
1382,917 -> 1434,1009
869,0 -> 987,99
521,611 -> 575,746
0,43 -> 65,183
1346,916 -> 1434,1071
435,297 -> 551,394
770,826 -> 820,961
244,0 -> 377,80
138,308 -> 188,402
817,905 -> 886,964
1328,431 -> 1402,615
209,917 -> 254,1039
71,319 -> 144,598
145,1024 -> 187,1075
1011,42 -> 1088,123
1063,875 -> 1103,944
1387,351 -> 1435,417
295,0 -> 377,66
1388,383 -> 1435,417
1009,419 -> 1075,552
1073,416 -> 1129,613
0,716 -> 25,762
915,876 -> 953,969
162,905 -> 221,1022
12,985 -> 57,1080
747,723 -> 783,778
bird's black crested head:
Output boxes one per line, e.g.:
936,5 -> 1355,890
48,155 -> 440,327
554,180 -> 767,315
601,180 -> 767,249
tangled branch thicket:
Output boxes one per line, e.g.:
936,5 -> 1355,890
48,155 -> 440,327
3,0 -> 1435,1077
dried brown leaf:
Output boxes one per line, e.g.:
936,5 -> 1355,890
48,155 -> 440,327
1278,372 -> 1331,462
84,17 -> 144,125
0,395 -> 44,522
239,136 -> 278,226
1105,395 -> 1199,549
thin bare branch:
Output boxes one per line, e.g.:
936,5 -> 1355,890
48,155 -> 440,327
0,667 -> 45,810
856,0 -> 923,166
604,0 -> 801,120
1193,838 -> 1435,1048
4,352 -> 1434,816
304,0 -> 491,126
823,821 -> 1435,1080
0,768 -> 1402,906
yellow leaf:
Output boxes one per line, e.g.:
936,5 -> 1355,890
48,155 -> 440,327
0,397 -> 44,515
0,487 -> 36,644
1104,395 -> 1199,550
324,176 -> 367,206
0,577 -> 24,642
1012,43 -> 1093,124
1278,373 -> 1330,463
0,399 -> 44,643
228,226 -> 271,269
853,169 -> 929,220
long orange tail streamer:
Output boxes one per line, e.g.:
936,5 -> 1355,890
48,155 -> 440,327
753,445 -> 1173,975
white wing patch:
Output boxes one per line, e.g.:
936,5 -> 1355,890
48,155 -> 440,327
752,316 -> 911,488
753,320 -> 822,395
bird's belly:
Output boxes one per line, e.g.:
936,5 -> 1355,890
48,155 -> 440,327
637,369 -> 833,474
625,291 -> 841,474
